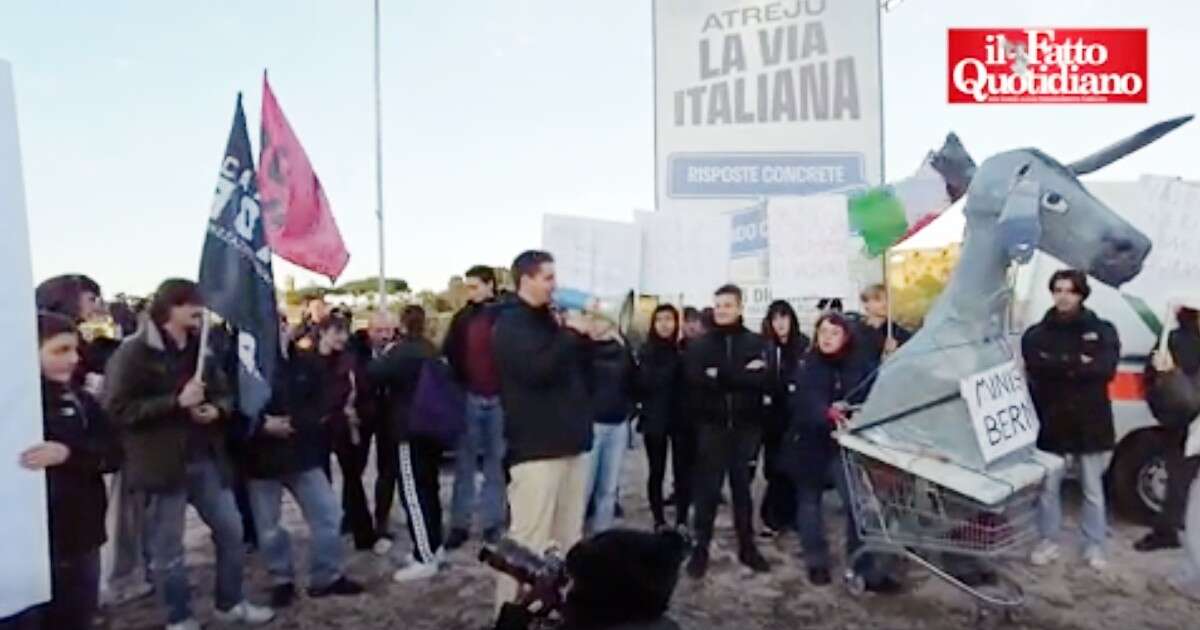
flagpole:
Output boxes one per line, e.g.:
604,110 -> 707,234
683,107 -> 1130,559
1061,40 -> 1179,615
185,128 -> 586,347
373,0 -> 387,307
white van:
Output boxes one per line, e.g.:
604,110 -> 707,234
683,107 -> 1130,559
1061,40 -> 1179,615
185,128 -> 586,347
1010,177 -> 1199,524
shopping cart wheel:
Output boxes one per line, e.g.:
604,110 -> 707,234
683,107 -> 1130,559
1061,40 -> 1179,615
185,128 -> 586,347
973,604 -> 1020,629
843,570 -> 866,596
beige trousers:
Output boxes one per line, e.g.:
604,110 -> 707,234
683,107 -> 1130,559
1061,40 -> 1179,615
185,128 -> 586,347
494,453 -> 591,611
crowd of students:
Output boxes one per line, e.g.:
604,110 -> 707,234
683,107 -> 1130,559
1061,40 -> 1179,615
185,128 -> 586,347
5,255 -> 1200,630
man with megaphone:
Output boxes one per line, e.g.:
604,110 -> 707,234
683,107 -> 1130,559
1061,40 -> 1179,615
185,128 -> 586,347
491,250 -> 597,614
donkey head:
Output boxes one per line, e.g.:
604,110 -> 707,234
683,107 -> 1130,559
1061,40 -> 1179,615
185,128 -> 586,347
963,115 -> 1192,287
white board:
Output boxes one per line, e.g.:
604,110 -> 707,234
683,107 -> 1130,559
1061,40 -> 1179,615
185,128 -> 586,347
0,59 -> 52,618
767,195 -> 853,299
959,361 -> 1041,465
541,215 -> 640,298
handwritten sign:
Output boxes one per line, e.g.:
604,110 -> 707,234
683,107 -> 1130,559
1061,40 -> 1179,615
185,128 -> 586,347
767,195 -> 853,299
960,361 -> 1041,464
542,215 -> 640,297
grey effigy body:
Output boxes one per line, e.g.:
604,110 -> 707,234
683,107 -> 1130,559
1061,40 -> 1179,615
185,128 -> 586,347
853,116 -> 1193,473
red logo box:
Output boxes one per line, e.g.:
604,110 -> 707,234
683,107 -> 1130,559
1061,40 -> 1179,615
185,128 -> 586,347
948,28 -> 1147,104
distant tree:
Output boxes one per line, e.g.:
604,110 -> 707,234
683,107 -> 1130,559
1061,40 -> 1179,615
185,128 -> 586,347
337,277 -> 409,296
286,285 -> 329,306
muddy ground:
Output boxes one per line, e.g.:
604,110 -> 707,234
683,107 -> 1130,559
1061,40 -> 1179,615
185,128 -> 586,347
108,444 -> 1198,629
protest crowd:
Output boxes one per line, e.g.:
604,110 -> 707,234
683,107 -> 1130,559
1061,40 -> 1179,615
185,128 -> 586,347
4,253 -> 1200,630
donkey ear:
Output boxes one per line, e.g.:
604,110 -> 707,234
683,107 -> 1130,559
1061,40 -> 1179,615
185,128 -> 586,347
997,179 -> 1042,264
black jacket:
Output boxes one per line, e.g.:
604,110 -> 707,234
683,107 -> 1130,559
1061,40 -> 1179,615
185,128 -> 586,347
588,339 -> 634,425
493,298 -> 593,466
1145,326 -> 1200,428
854,318 -> 912,363
41,381 -> 121,558
682,322 -> 768,429
369,335 -> 437,442
763,334 -> 808,435
634,337 -> 684,436
1022,308 -> 1120,454
784,349 -> 875,485
104,320 -> 235,492
243,348 -> 331,479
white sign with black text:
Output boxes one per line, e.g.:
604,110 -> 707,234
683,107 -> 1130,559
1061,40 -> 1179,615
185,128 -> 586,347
959,361 -> 1041,464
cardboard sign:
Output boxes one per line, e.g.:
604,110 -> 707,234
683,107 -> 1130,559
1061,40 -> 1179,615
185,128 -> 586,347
959,361 -> 1041,464
0,58 -> 52,618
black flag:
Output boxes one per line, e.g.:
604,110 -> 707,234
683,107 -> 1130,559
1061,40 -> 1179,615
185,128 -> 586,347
198,94 -> 278,422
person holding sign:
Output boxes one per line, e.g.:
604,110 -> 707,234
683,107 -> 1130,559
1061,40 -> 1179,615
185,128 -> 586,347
104,280 -> 273,629
1137,307 -> 1200,553
1022,270 -> 1120,572
856,284 -> 911,362
1,313 -> 121,630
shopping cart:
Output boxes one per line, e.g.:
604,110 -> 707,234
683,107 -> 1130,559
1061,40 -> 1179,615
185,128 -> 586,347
838,434 -> 1053,626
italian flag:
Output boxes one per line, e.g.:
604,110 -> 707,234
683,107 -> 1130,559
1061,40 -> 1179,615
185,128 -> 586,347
849,132 -> 975,256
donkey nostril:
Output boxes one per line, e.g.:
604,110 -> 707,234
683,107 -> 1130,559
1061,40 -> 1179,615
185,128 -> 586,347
1107,237 -> 1134,253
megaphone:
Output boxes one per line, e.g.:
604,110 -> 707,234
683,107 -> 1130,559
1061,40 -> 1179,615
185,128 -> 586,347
553,288 -> 636,338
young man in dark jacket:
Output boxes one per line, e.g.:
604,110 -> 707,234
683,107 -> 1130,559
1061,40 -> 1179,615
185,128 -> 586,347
104,279 -> 273,629
443,265 -> 509,550
243,318 -> 364,608
492,250 -> 594,612
5,312 -> 122,630
1022,270 -> 1120,572
683,284 -> 770,578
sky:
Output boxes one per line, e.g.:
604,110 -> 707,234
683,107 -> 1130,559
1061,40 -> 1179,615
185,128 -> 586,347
1,0 -> 1197,296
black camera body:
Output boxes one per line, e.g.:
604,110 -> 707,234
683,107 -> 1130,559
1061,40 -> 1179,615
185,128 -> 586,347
480,538 -> 570,619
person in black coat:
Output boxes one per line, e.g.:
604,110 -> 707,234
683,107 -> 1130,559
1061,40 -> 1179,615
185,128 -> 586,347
682,284 -> 770,578
582,316 -> 635,533
758,300 -> 809,536
4,312 -> 121,630
491,250 -> 595,612
855,284 -> 912,362
369,305 -> 445,582
1021,270 -> 1120,569
635,305 -> 691,530
785,312 -> 894,590
1136,307 -> 1200,552
242,317 -> 365,608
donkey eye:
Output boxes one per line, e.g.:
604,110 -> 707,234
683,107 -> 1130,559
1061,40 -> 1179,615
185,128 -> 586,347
1041,192 -> 1068,213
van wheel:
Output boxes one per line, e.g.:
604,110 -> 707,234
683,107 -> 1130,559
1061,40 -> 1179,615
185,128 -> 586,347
1108,428 -> 1168,525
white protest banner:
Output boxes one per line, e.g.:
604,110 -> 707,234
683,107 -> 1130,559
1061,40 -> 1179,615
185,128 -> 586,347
1122,175 -> 1200,303
959,361 -> 1041,464
541,215 -> 640,297
0,59 -> 52,618
767,195 -> 853,299
654,0 -> 883,215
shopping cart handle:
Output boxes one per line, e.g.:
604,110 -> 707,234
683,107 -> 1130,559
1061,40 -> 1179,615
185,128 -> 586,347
848,391 -> 961,434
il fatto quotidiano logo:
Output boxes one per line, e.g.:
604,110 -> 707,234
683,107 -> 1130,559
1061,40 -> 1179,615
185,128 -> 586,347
948,28 -> 1147,104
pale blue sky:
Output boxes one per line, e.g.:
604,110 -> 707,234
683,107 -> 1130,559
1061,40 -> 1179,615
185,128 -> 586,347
1,0 -> 1196,295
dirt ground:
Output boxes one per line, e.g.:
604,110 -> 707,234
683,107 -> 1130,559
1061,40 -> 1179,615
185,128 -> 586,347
108,443 -> 1200,630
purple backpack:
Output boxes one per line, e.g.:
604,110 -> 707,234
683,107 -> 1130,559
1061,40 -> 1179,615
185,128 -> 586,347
409,359 -> 467,447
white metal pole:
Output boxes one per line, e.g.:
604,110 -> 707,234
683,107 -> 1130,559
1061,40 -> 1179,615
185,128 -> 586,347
373,0 -> 387,306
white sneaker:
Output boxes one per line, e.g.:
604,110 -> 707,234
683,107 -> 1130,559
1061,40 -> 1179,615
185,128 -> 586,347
392,560 -> 439,583
166,619 -> 201,630
373,537 -> 394,557
401,548 -> 446,566
212,600 -> 275,626
1030,540 -> 1061,566
1084,547 -> 1108,571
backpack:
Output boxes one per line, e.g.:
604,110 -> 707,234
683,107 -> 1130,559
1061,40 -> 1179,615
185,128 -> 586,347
409,358 -> 467,447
